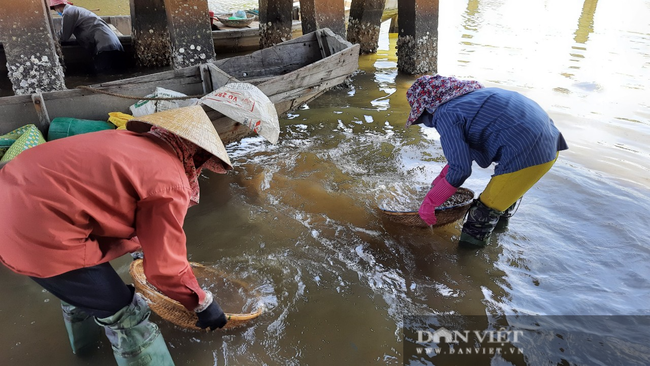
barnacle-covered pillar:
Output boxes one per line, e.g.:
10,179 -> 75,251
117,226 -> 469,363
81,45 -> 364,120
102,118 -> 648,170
299,0 -> 346,38
163,0 -> 215,69
259,0 -> 294,48
347,0 -> 387,54
130,0 -> 172,67
396,0 -> 438,74
0,0 -> 66,95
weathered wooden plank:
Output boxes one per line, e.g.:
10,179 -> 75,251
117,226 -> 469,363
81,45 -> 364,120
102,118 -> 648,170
96,66 -> 202,87
213,43 -> 321,79
273,89 -> 328,113
200,64 -> 212,94
0,95 -> 40,135
212,32 -> 323,78
317,29 -> 337,57
256,43 -> 359,98
0,94 -> 33,107
31,93 -> 51,134
208,112 -> 252,144
315,29 -> 328,58
207,64 -> 241,90
265,74 -> 351,106
321,29 -> 354,53
237,76 -> 275,85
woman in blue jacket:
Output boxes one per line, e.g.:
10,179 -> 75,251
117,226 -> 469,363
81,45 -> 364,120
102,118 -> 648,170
406,75 -> 568,248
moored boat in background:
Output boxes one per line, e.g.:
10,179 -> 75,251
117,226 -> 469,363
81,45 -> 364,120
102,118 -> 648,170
0,29 -> 360,145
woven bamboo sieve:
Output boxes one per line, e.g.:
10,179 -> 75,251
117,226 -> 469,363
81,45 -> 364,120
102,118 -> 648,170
380,187 -> 475,228
129,259 -> 264,331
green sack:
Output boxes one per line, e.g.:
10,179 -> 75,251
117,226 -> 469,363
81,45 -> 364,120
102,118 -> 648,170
0,124 -> 47,162
47,117 -> 116,141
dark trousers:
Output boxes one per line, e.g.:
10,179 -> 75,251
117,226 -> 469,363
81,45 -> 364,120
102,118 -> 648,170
30,262 -> 133,318
93,50 -> 127,75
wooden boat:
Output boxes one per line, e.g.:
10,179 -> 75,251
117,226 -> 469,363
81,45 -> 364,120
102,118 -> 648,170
0,29 -> 360,145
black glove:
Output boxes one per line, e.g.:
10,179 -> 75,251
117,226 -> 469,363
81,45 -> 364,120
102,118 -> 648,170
195,299 -> 228,330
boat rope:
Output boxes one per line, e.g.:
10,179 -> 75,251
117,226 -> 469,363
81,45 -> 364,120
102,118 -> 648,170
76,85 -> 205,101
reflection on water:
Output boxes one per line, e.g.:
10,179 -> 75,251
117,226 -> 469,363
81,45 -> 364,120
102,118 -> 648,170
569,0 -> 599,75
573,0 -> 598,45
458,0 -> 483,66
1,0 -> 650,365
461,0 -> 481,39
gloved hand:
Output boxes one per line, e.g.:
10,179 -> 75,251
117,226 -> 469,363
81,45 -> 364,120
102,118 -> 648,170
419,176 -> 458,226
431,165 -> 449,187
195,295 -> 228,330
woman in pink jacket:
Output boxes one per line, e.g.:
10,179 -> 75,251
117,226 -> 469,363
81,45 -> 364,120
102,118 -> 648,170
0,106 -> 232,365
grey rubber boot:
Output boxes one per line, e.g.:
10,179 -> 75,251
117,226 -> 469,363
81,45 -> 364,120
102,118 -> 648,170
96,293 -> 174,366
61,301 -> 102,354
459,199 -> 502,248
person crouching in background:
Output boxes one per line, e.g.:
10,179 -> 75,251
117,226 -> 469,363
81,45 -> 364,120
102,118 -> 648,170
49,0 -> 126,74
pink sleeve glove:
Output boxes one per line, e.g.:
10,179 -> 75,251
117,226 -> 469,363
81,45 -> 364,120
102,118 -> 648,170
419,176 -> 458,226
432,165 -> 450,187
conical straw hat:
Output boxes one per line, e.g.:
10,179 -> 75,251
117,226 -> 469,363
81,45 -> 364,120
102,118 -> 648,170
126,105 -> 232,170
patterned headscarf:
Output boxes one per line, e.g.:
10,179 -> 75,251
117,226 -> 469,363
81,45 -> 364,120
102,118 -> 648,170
405,75 -> 484,126
148,126 -> 228,207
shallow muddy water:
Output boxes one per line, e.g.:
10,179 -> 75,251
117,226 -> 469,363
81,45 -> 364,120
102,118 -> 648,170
1,0 -> 649,365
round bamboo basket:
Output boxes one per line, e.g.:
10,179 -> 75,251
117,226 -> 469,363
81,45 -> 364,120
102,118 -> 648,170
129,259 -> 264,331
380,187 -> 475,228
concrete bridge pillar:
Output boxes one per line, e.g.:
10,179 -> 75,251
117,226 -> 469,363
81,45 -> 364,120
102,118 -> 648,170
259,0 -> 294,48
130,0 -> 172,67
396,0 -> 439,74
347,0 -> 387,54
0,0 -> 66,95
299,0 -> 346,38
163,0 -> 215,69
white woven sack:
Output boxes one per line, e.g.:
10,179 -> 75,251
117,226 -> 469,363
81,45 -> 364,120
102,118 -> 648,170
200,83 -> 280,144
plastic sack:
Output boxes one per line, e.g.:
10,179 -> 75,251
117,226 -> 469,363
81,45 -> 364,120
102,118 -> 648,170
200,83 -> 280,144
47,117 -> 116,141
0,124 -> 46,162
108,112 -> 134,130
129,87 -> 200,117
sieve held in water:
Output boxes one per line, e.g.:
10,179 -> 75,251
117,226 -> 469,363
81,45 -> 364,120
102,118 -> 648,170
379,187 -> 475,228
129,259 -> 264,331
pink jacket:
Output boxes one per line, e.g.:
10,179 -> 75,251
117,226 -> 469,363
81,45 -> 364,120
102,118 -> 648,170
0,130 -> 206,310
